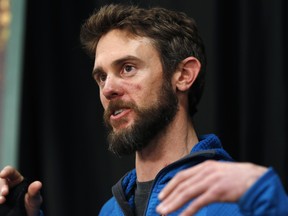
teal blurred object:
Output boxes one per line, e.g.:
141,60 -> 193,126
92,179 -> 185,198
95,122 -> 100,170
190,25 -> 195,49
0,0 -> 26,169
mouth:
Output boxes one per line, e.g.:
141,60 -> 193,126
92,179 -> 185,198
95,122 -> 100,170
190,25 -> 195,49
104,100 -> 135,125
109,108 -> 131,121
113,109 -> 124,116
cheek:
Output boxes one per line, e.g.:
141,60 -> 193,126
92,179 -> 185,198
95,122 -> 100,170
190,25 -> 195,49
125,83 -> 148,104
134,84 -> 142,91
124,81 -> 142,92
129,84 -> 144,99
99,94 -> 108,109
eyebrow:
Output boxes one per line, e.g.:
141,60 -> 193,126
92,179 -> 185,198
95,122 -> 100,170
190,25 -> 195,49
92,55 -> 142,76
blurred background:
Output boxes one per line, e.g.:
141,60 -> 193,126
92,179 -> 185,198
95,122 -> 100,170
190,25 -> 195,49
0,0 -> 287,215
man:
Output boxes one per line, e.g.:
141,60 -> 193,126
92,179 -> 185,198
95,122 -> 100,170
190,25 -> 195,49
0,4 -> 287,216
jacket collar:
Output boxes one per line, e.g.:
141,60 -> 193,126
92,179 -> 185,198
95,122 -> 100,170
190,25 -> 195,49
112,134 -> 232,215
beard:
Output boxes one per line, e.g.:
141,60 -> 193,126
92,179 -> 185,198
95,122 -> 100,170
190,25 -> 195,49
103,80 -> 179,156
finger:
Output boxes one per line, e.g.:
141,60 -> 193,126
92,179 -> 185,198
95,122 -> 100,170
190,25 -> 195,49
158,163 -> 204,200
157,172 -> 217,215
158,160 -> 216,200
25,181 -> 43,216
27,181 -> 42,201
0,195 -> 6,204
0,185 -> 8,204
157,161 -> 222,215
158,174 -> 188,201
0,166 -> 24,187
179,190 -> 218,216
158,168 -> 205,208
0,177 -> 9,204
157,181 -> 207,215
0,186 -> 8,196
0,177 -> 9,195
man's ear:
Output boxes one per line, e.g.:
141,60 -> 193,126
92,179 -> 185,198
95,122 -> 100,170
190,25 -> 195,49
174,57 -> 201,92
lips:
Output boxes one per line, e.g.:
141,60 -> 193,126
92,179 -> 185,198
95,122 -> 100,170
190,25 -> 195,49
110,108 -> 130,120
113,109 -> 124,116
104,100 -> 135,126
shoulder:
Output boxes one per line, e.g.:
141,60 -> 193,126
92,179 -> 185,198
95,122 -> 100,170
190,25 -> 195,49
239,167 -> 288,215
99,197 -> 118,216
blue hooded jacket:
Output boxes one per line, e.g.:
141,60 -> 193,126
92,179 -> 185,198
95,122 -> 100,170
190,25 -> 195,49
99,134 -> 288,215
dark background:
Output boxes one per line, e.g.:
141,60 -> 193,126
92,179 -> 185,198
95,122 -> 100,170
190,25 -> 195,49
19,0 -> 287,215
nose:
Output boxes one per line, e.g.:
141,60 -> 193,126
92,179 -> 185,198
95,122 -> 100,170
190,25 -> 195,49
101,75 -> 123,100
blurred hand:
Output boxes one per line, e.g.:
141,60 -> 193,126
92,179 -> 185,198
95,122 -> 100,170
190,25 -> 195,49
157,160 -> 267,216
0,166 -> 43,216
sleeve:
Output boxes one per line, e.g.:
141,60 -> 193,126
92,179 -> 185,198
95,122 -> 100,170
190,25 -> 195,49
238,167 -> 288,216
99,198 -> 118,216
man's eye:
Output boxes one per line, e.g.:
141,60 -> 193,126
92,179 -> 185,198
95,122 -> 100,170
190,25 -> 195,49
97,73 -> 107,83
123,65 -> 135,73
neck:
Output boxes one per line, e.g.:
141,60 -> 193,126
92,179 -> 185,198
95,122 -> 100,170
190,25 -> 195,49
135,109 -> 198,182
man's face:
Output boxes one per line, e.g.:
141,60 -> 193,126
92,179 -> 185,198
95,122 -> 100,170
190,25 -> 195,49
93,29 -> 178,155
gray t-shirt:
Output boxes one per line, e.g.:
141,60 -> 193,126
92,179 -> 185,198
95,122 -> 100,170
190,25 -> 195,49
134,180 -> 154,216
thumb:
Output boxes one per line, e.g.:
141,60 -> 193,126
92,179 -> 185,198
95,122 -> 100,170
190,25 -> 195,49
25,181 -> 43,216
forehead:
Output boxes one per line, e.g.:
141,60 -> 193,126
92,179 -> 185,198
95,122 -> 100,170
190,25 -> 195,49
94,29 -> 159,67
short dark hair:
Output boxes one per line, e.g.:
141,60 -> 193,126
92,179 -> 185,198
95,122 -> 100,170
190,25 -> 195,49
80,4 -> 207,116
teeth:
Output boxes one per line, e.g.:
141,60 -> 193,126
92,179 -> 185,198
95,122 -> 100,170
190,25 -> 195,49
113,109 -> 123,116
